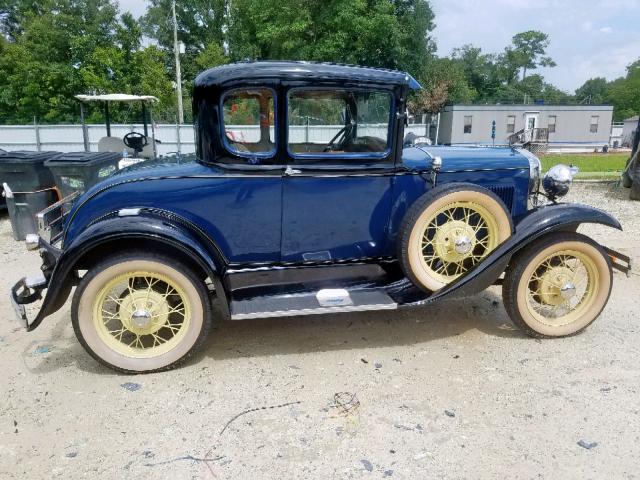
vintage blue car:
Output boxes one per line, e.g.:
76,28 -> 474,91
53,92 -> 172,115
11,62 -> 631,373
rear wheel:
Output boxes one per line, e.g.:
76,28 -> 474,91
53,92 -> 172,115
72,252 -> 211,373
503,232 -> 612,338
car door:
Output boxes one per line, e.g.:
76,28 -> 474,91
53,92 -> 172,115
208,86 -> 283,264
281,88 -> 396,262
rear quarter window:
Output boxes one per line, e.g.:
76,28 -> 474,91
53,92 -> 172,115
222,88 -> 276,159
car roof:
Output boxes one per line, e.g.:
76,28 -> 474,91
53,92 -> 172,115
194,61 -> 421,90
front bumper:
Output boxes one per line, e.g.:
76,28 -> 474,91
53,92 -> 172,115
9,193 -> 76,329
603,246 -> 633,278
11,276 -> 48,330
9,235 -> 61,331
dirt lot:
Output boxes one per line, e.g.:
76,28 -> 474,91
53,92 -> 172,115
1,182 -> 639,479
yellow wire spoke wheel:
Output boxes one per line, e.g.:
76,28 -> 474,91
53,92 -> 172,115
525,250 -> 596,326
402,186 -> 512,292
73,255 -> 208,373
420,201 -> 500,284
94,271 -> 191,358
503,233 -> 612,338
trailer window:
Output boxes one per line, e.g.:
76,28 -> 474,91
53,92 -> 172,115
590,116 -> 599,133
463,116 -> 473,134
506,115 -> 516,134
548,115 -> 557,133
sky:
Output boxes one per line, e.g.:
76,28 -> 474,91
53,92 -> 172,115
118,0 -> 640,93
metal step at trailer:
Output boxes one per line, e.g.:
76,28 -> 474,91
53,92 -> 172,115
508,127 -> 549,154
230,288 -> 397,320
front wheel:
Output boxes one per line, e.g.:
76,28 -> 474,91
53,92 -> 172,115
72,252 -> 211,373
503,232 -> 612,338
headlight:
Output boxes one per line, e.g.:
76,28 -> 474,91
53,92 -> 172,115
542,164 -> 579,200
518,149 -> 542,193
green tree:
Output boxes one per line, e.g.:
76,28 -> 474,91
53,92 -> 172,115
141,0 -> 228,80
226,0 -> 309,60
443,31 -> 568,107
142,0 -> 226,52
0,0 -> 120,122
498,48 -> 524,85
574,77 -> 609,105
508,30 -> 556,80
0,0 -> 46,39
132,46 -> 176,121
410,57 -> 474,113
390,0 -> 436,74
142,0 -> 229,120
227,0 -> 435,75
195,42 -> 229,71
451,45 -> 507,100
607,59 -> 640,121
0,0 -> 177,123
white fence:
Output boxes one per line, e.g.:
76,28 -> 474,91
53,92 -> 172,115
0,124 -> 196,156
0,123 -> 432,156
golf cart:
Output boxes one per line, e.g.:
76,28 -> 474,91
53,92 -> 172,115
75,94 -> 161,169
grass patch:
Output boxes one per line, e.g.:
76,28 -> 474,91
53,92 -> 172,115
572,171 -> 621,180
540,153 -> 628,173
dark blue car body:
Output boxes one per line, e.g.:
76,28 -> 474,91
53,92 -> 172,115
11,61 -> 626,332
63,147 -> 530,265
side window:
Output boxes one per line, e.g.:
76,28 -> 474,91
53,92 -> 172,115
548,115 -> 557,133
506,115 -> 516,133
590,115 -> 599,133
222,88 -> 275,157
287,89 -> 392,157
463,116 -> 473,134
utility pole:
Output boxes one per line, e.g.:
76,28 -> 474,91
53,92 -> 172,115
172,0 -> 184,124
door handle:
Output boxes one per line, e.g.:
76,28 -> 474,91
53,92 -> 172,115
284,166 -> 301,176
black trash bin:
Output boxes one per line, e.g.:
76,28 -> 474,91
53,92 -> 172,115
0,151 -> 60,237
0,151 -> 58,192
45,152 -> 120,198
4,188 -> 58,241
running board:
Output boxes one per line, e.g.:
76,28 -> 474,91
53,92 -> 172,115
230,288 -> 397,320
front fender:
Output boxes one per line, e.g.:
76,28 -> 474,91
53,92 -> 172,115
431,202 -> 622,301
25,209 -> 227,331
391,202 -> 622,306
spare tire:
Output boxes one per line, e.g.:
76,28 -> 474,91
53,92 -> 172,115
398,183 -> 512,292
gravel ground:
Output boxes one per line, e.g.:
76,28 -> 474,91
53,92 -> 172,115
1,182 -> 639,479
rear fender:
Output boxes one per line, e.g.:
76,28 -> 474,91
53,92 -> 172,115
27,209 -> 228,331
423,203 -> 622,303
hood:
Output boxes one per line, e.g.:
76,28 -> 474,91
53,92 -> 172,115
401,145 -> 530,172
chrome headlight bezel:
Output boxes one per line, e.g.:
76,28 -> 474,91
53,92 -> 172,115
517,149 -> 542,194
542,164 -> 579,200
